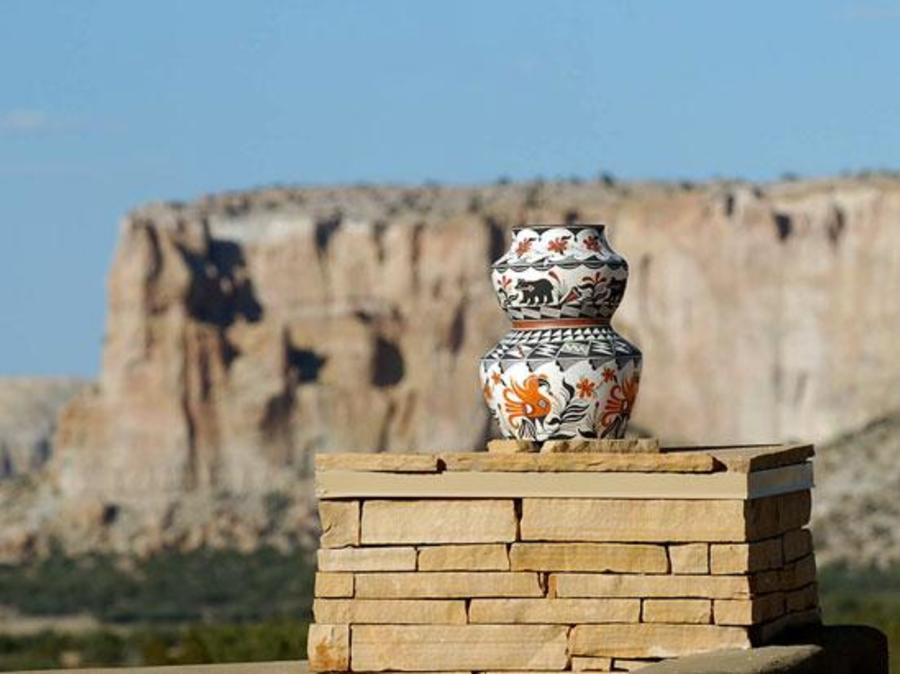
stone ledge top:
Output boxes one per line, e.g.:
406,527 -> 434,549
315,444 -> 813,476
637,624 -> 888,674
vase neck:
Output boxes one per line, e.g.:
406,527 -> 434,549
511,318 -> 610,331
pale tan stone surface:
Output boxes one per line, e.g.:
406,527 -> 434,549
522,499 -> 746,542
318,500 -> 359,548
522,492 -> 810,543
707,444 -> 814,473
361,499 -> 517,544
642,599 -> 711,624
313,599 -> 466,624
714,594 -> 785,625
540,438 -> 660,454
613,659 -> 657,671
551,573 -> 750,599
315,453 -> 440,472
314,572 -> 354,598
307,624 -> 349,672
355,571 -> 544,598
317,546 -> 416,572
786,583 -> 819,612
668,544 -> 709,574
782,528 -> 813,562
570,623 -> 751,658
418,544 -> 509,571
510,543 -> 668,573
487,439 -> 538,454
571,656 -> 614,671
316,467 -> 804,501
442,453 -> 715,473
468,598 -> 640,623
710,538 -> 783,574
351,624 -> 569,671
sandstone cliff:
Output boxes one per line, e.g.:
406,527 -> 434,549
4,176 -> 900,564
0,378 -> 86,478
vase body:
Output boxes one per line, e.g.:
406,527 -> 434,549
479,224 -> 642,441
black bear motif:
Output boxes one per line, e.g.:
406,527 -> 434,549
595,277 -> 627,313
516,278 -> 555,305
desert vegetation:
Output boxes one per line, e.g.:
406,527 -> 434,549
0,548 -> 896,672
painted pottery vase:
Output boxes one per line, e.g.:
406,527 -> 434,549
479,224 -> 642,441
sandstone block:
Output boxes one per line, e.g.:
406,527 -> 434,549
355,571 -> 544,598
510,543 -> 668,573
318,500 -> 359,548
522,499 -> 747,542
751,554 -> 817,594
307,624 -> 349,672
642,599 -> 711,624
315,572 -> 354,598
754,608 -> 822,643
317,546 -> 416,572
351,624 -> 569,671
786,583 -> 819,612
316,453 -> 439,472
668,544 -> 709,574
551,573 -> 750,599
522,492 -> 810,543
613,659 -> 656,671
540,438 -> 660,454
782,554 -> 817,590
710,538 -> 783,574
709,444 -> 814,473
313,599 -> 466,624
418,544 -> 509,571
442,452 -> 715,473
745,491 -> 811,541
714,594 -> 785,625
487,439 -> 538,454
361,499 -> 516,544
570,623 -> 751,658
469,598 -> 640,623
782,528 -> 813,562
782,555 -> 816,590
572,656 -> 613,671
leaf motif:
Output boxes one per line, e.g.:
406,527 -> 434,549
559,400 -> 590,424
561,379 -> 575,403
518,418 -> 536,440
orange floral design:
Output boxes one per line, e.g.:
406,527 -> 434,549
602,367 -> 617,383
583,235 -> 601,252
547,236 -> 570,254
482,380 -> 492,402
503,374 -> 552,427
515,238 -> 535,256
601,374 -> 640,429
576,377 -> 596,399
491,371 -> 503,385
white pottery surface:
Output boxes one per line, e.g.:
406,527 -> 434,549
480,224 -> 642,441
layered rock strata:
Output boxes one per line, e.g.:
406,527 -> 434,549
308,445 -> 820,673
0,378 -> 86,478
4,176 -> 900,561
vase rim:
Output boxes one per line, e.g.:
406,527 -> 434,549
513,223 -> 606,232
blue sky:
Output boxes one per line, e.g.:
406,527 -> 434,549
2,1 -> 899,376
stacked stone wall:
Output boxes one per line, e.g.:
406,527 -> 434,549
308,445 -> 819,672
